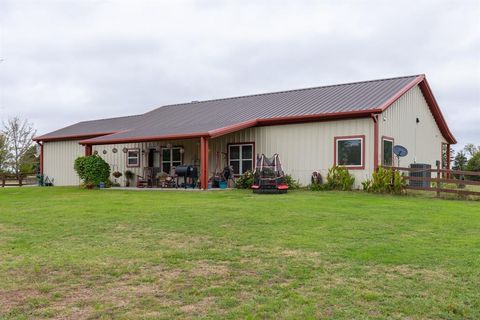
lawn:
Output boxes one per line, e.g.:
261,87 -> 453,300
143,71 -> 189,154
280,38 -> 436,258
0,188 -> 479,319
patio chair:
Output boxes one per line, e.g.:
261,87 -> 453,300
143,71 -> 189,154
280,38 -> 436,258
137,167 -> 154,188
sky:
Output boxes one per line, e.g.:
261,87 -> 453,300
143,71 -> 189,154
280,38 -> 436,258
0,0 -> 479,150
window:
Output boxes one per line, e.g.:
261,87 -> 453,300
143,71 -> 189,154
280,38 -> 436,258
126,149 -> 140,167
335,136 -> 364,168
382,137 -> 394,166
228,143 -> 254,175
162,147 -> 182,174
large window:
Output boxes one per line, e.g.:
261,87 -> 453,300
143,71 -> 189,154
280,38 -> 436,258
228,143 -> 254,175
126,149 -> 140,167
162,147 -> 182,174
335,136 -> 364,168
382,137 -> 394,166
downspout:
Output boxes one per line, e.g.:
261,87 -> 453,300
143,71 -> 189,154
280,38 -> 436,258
371,113 -> 380,170
37,141 -> 44,175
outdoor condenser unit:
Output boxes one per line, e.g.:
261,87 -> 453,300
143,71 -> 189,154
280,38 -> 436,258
409,163 -> 431,188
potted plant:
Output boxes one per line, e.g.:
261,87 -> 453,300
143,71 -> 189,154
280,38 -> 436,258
124,170 -> 134,187
112,171 -> 122,187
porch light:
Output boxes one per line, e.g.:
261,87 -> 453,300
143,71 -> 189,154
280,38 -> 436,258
166,143 -> 172,148
180,148 -> 185,154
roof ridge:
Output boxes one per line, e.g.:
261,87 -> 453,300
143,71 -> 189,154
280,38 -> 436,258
77,114 -> 143,124
159,74 -> 423,109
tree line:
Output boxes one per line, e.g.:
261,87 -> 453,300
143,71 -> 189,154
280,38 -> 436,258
0,117 -> 38,178
451,143 -> 480,172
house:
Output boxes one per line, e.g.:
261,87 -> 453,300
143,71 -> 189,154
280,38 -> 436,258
33,74 -> 456,188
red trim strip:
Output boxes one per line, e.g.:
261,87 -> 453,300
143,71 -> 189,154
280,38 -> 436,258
80,132 -> 208,145
418,79 -> 457,144
33,132 -> 118,142
377,75 -> 425,111
333,135 -> 366,170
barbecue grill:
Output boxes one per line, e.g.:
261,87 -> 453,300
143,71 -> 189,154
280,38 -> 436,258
175,165 -> 198,189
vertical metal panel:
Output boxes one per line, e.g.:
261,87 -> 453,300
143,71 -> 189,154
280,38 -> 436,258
43,140 -> 84,186
379,85 -> 446,167
209,118 -> 374,187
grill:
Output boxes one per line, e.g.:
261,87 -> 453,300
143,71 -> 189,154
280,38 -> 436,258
409,163 -> 431,188
175,165 -> 198,189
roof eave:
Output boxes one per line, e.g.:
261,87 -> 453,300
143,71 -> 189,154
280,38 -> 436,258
33,132 -> 119,142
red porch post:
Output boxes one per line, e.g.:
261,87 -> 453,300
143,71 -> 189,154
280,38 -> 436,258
200,136 -> 209,189
85,144 -> 92,156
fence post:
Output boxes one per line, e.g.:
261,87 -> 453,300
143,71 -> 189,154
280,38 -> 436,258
436,161 -> 441,198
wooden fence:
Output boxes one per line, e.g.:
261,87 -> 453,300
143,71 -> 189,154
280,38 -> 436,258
385,165 -> 480,197
1,175 -> 37,187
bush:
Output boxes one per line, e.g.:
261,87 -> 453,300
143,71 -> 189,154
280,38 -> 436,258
363,167 -> 406,194
325,166 -> 355,191
465,152 -> 480,181
124,170 -> 135,187
235,170 -> 254,189
284,174 -> 301,189
74,155 -> 110,187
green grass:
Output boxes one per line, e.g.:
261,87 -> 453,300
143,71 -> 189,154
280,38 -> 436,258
0,187 -> 479,319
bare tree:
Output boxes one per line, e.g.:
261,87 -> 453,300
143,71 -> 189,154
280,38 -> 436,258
463,144 -> 479,158
0,134 -> 10,173
2,117 -> 37,178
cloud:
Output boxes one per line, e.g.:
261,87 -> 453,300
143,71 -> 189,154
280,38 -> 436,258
0,0 -> 478,148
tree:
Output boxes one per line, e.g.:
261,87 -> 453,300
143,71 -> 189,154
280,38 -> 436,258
1,117 -> 37,178
452,151 -> 468,171
465,152 -> 480,181
19,145 -> 39,175
463,144 -> 479,158
0,134 -> 10,173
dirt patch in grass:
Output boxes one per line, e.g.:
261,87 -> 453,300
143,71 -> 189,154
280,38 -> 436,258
179,296 -> 216,314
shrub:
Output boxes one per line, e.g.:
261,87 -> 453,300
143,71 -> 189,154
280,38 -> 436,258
363,167 -> 406,194
235,170 -> 254,189
465,152 -> 480,181
325,166 -> 355,191
283,174 -> 301,189
74,155 -> 110,187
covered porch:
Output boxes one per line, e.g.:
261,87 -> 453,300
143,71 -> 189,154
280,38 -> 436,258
84,136 -> 237,190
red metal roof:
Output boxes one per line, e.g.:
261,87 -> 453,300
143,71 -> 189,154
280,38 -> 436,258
33,75 -> 456,144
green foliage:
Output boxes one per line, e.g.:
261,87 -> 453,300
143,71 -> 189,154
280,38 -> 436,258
124,170 -> 135,180
283,174 -> 301,189
235,170 -> 254,189
453,151 -> 468,171
19,145 -> 39,175
363,167 -> 406,194
74,155 -> 110,187
465,152 -> 480,181
325,166 -> 355,191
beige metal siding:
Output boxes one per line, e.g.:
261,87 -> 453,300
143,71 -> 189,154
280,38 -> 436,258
379,85 -> 447,168
209,118 -> 374,186
43,140 -> 84,186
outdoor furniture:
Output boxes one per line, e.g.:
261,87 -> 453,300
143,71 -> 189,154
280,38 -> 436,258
137,167 -> 154,188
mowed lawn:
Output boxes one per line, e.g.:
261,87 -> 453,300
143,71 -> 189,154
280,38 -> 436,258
0,188 -> 479,319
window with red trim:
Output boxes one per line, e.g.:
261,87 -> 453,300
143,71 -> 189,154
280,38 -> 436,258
382,138 -> 394,166
335,137 -> 364,167
228,143 -> 253,175
126,149 -> 140,167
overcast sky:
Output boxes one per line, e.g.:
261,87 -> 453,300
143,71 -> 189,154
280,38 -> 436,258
0,0 -> 479,150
